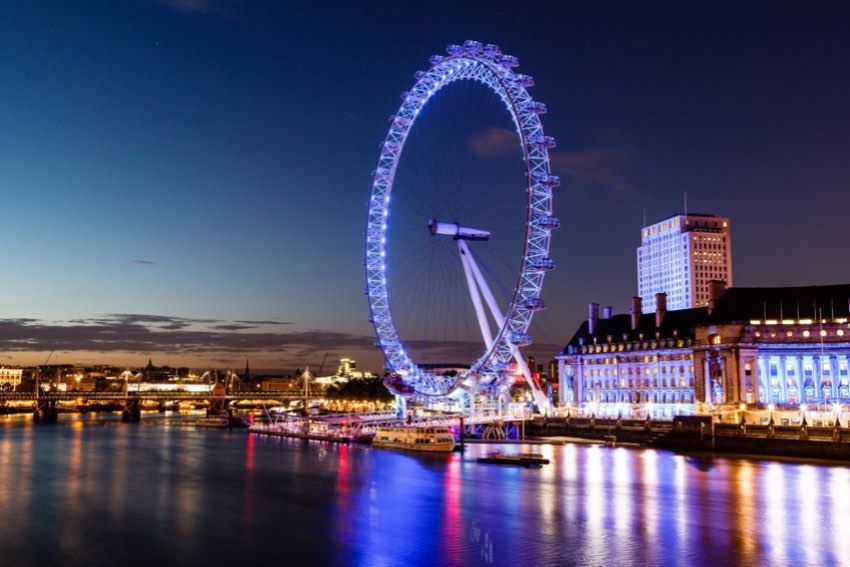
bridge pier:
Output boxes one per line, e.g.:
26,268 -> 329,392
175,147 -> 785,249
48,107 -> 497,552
34,400 -> 59,424
122,399 -> 141,423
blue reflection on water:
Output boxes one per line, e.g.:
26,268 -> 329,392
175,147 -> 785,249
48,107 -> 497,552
1,413 -> 849,566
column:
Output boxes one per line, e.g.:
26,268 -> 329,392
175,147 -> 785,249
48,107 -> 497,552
830,355 -> 839,400
758,356 -> 768,403
814,354 -> 823,403
793,355 -> 803,405
750,355 -> 761,404
704,358 -> 712,404
779,356 -> 788,403
576,359 -> 584,404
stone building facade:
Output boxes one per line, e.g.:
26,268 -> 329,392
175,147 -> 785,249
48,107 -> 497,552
559,284 -> 850,410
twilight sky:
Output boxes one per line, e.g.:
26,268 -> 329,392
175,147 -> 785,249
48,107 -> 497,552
1,1 -> 849,372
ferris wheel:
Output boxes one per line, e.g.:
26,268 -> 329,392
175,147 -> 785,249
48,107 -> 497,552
365,41 -> 559,411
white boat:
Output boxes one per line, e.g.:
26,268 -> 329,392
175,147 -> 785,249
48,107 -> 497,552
372,425 -> 455,453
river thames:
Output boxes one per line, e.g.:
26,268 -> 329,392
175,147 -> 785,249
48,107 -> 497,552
1,414 -> 849,566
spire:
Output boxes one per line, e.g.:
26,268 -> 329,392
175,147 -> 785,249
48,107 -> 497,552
244,359 -> 250,381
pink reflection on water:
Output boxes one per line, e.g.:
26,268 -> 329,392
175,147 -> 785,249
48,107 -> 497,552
442,455 -> 463,565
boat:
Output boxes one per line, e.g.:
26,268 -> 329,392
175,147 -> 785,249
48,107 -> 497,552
195,410 -> 246,428
195,414 -> 231,428
372,425 -> 455,453
476,451 -> 550,467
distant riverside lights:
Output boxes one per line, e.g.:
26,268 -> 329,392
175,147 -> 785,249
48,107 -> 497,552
364,40 -> 558,404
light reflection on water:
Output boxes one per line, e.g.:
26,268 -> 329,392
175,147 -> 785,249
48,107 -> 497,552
1,413 -> 849,566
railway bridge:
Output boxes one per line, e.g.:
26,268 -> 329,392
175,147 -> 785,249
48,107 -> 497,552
0,391 -> 309,423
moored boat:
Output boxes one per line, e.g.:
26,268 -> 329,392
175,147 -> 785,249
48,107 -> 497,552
476,451 -> 550,466
372,425 -> 455,453
195,414 -> 230,428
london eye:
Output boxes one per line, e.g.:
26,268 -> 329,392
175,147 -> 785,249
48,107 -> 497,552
365,41 -> 559,412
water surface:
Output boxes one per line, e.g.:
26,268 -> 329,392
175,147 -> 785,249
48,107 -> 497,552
1,414 -> 848,566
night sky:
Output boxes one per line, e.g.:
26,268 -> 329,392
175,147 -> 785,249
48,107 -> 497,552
2,1 -> 849,372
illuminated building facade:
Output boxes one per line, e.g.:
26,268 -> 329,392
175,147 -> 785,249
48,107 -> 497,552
559,284 -> 850,410
695,284 -> 850,407
558,293 -> 700,410
0,367 -> 23,390
638,213 -> 732,311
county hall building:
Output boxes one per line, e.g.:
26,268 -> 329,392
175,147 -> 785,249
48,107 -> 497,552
558,284 -> 850,410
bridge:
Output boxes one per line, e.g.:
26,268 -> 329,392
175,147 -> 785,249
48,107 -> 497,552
0,391 -> 306,402
0,390 -> 314,424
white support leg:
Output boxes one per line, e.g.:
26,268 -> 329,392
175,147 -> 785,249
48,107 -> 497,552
459,239 -> 551,414
458,240 -> 494,351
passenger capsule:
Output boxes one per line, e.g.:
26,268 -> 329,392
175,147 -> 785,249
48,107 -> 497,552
528,135 -> 556,149
535,215 -> 561,230
462,40 -> 483,53
532,172 -> 561,188
529,257 -> 556,271
515,74 -> 535,88
523,297 -> 546,311
509,332 -> 533,347
525,101 -> 547,114
498,54 -> 519,68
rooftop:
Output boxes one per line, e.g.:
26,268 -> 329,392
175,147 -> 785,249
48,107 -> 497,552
564,307 -> 708,352
708,284 -> 850,323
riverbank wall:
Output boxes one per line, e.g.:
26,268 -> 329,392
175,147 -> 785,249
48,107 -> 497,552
530,416 -> 850,460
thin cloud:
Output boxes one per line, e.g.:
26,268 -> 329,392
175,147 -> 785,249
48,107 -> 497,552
0,318 -> 375,356
469,127 -> 517,158
550,148 -> 631,192
211,324 -> 257,331
234,320 -> 294,326
470,127 -> 632,192
132,258 -> 156,265
153,0 -> 241,16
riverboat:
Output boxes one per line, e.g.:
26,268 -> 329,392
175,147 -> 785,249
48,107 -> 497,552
195,414 -> 230,428
476,451 -> 550,467
372,426 -> 455,453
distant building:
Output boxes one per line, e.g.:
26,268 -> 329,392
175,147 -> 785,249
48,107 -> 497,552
0,367 -> 23,390
337,358 -> 375,380
637,213 -> 732,311
260,376 -> 297,392
315,358 -> 377,387
558,284 -> 850,410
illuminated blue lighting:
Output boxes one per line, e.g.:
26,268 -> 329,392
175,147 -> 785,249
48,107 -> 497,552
364,40 -> 557,401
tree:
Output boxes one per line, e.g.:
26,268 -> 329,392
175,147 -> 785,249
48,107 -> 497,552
325,377 -> 393,402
